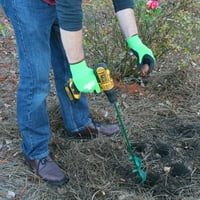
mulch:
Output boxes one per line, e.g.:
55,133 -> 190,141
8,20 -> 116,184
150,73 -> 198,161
1,6 -> 200,200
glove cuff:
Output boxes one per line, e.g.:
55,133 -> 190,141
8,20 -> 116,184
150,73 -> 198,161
70,60 -> 87,74
126,35 -> 143,49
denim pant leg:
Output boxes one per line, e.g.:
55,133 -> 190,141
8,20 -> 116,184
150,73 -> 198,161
1,0 -> 57,160
49,20 -> 92,132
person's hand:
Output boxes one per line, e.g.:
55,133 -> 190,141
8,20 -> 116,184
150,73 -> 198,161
70,60 -> 101,93
127,35 -> 155,74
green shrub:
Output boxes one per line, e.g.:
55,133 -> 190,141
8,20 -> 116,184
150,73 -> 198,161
83,0 -> 197,78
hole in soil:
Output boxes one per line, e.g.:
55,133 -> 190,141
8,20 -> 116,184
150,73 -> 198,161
145,172 -> 160,187
153,142 -> 170,157
131,142 -> 146,153
170,163 -> 190,177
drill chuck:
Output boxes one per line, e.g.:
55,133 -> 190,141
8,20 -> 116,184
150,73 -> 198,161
94,63 -> 117,104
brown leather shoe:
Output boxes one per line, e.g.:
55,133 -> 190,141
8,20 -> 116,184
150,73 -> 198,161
65,122 -> 120,139
25,155 -> 69,185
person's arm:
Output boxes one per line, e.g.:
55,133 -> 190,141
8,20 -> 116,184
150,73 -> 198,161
60,29 -> 84,64
116,8 -> 138,39
111,0 -> 155,74
56,0 -> 100,93
116,8 -> 155,74
60,28 -> 100,93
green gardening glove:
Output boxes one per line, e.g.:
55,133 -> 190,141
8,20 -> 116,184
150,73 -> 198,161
127,35 -> 155,73
70,60 -> 101,93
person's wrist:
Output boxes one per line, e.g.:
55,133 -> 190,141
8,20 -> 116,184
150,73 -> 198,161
126,34 -> 143,49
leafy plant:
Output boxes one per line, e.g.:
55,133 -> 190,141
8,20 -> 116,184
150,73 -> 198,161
136,0 -> 195,59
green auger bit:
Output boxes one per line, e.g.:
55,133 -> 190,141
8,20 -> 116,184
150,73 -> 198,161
113,103 -> 147,184
129,155 -> 146,184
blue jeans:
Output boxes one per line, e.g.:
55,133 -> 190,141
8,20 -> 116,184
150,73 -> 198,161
0,0 -> 92,160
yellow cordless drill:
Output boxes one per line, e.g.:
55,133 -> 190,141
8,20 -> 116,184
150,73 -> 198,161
65,63 -> 117,103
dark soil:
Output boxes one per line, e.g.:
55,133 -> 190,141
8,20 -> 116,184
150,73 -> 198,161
0,4 -> 200,200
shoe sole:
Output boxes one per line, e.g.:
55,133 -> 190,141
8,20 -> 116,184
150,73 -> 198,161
47,177 -> 69,186
64,134 -> 97,140
65,130 -> 121,140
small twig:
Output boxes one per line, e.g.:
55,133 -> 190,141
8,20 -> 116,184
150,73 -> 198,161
94,153 -> 107,161
190,167 -> 197,177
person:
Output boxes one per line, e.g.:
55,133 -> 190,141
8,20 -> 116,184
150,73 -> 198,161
0,0 -> 155,186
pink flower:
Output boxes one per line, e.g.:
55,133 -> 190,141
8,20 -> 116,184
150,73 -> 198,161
147,0 -> 159,10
